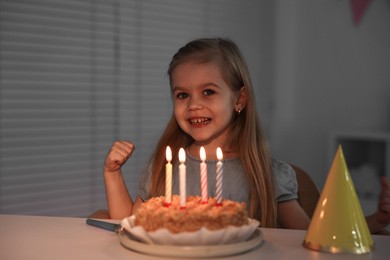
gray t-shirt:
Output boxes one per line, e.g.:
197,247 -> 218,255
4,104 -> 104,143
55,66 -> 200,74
138,151 -> 298,205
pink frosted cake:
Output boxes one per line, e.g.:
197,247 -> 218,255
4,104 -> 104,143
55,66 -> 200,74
134,195 -> 248,233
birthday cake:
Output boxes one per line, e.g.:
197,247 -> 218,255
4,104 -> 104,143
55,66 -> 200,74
134,195 -> 248,233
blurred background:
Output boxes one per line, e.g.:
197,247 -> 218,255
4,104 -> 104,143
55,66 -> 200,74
0,0 -> 389,218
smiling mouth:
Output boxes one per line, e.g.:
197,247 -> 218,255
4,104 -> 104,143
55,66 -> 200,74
189,117 -> 211,126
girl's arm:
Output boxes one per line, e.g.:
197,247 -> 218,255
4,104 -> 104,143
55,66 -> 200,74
104,140 -> 140,219
277,199 -> 311,230
365,176 -> 390,234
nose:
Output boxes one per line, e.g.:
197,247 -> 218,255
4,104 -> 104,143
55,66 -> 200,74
188,95 -> 203,111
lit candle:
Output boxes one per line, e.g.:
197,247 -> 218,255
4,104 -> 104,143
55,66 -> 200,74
165,146 -> 172,206
216,147 -> 223,205
200,146 -> 208,204
179,148 -> 186,209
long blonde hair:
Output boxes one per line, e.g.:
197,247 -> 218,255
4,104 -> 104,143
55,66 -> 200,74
148,38 -> 277,227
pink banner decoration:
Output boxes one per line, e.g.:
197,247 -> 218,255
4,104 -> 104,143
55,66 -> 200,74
350,0 -> 373,26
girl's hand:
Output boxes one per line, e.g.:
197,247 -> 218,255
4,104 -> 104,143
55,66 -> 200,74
104,140 -> 135,173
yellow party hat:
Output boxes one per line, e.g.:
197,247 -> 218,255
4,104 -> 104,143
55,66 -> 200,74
303,145 -> 374,254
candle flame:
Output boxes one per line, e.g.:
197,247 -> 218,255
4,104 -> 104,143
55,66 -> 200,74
179,148 -> 186,163
200,146 -> 206,161
216,147 -> 223,160
166,146 -> 172,162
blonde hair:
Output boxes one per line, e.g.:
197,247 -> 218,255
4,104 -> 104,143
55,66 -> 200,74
148,38 -> 277,227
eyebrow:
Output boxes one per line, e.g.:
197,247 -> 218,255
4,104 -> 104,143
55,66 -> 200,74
201,82 -> 220,89
171,86 -> 184,93
172,82 -> 220,92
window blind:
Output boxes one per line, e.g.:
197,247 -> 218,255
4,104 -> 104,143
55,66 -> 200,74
0,0 -> 267,217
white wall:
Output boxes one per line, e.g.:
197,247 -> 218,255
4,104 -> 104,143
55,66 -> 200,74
268,0 -> 390,188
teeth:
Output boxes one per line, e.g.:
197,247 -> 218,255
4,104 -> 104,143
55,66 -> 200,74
190,118 -> 210,124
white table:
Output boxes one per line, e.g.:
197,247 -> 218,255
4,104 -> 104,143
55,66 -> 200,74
0,214 -> 389,260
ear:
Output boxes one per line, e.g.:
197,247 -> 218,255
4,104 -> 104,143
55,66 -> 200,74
235,87 -> 247,112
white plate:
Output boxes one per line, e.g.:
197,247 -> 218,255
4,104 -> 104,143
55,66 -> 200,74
118,228 -> 263,258
121,215 -> 260,245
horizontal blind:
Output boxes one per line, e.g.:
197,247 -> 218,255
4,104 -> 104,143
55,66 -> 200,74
0,0 -> 124,216
0,0 -> 266,217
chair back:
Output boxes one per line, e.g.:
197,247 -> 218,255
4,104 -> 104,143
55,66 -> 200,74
290,164 -> 320,218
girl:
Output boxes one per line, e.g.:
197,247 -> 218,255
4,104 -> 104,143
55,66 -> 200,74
102,38 -> 390,232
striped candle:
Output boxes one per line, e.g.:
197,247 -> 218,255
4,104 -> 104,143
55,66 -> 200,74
216,147 -> 223,205
199,146 -> 208,203
178,148 -> 186,209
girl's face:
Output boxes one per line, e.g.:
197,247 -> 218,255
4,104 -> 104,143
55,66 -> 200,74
171,60 -> 241,149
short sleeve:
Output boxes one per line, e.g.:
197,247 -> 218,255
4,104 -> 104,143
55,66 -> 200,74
138,164 -> 152,202
272,159 -> 298,202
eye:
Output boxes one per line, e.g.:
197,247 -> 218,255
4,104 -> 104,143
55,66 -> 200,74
176,92 -> 188,100
203,89 -> 215,96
